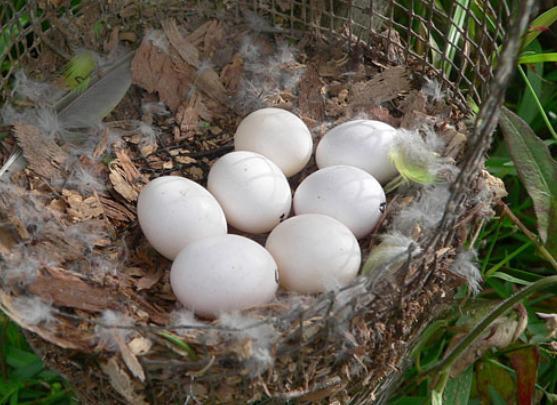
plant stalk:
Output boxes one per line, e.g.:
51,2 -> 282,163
422,274 -> 557,377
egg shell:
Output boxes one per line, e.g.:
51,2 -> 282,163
293,165 -> 386,239
315,119 -> 398,184
137,176 -> 227,260
207,151 -> 292,234
265,214 -> 361,293
170,234 -> 278,317
234,107 -> 313,177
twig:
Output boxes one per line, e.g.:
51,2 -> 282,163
498,201 -> 557,273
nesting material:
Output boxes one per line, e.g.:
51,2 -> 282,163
0,6 -> 506,404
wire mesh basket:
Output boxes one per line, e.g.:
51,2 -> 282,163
0,0 -> 535,403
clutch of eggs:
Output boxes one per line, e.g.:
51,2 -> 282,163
136,111 -> 399,316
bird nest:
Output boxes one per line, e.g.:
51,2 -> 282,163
0,1 -> 510,403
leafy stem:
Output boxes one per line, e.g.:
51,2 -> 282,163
421,274 -> 557,379
499,202 -> 557,273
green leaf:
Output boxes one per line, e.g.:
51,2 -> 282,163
489,272 -> 531,286
476,360 -> 515,404
522,6 -> 557,49
443,365 -> 473,405
499,107 -> 557,254
507,346 -> 539,405
518,52 -> 557,64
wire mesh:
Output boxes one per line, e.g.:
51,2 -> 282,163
0,0 -> 512,106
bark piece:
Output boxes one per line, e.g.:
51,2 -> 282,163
12,124 -> 67,179
350,66 -> 411,107
27,268 -> 122,313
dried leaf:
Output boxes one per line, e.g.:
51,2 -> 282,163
12,124 -> 67,179
450,312 -> 527,377
507,346 -> 539,405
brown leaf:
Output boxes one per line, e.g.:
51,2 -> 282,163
450,313 -> 527,377
508,346 -> 539,405
12,124 -> 67,179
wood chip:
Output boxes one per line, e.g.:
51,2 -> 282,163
100,357 -> 149,405
350,66 -> 411,107
12,124 -> 67,179
99,196 -> 136,223
109,149 -> 145,202
115,333 -> 146,382
136,268 -> 163,291
128,337 -> 153,356
162,19 -> 200,67
298,64 -> 325,122
62,189 -> 104,221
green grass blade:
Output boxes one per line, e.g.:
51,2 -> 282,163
522,6 -> 557,49
518,53 -> 557,64
517,65 -> 557,142
443,0 -> 470,77
484,241 -> 533,277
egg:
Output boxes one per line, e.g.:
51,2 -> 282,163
293,165 -> 386,239
170,234 -> 278,317
234,107 -> 313,177
265,214 -> 361,293
137,176 -> 227,260
207,151 -> 292,234
315,119 -> 398,184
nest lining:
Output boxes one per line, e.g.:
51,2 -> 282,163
0,3 -> 505,404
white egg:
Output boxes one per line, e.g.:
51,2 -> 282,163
170,234 -> 278,317
293,165 -> 386,239
234,108 -> 313,177
315,119 -> 398,184
207,151 -> 292,234
137,176 -> 227,260
265,214 -> 361,293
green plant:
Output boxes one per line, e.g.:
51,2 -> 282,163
0,314 -> 75,404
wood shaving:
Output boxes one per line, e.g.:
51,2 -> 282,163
350,66 -> 411,107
